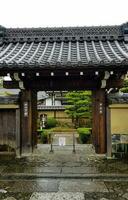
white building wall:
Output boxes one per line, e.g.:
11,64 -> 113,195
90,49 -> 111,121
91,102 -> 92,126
45,98 -> 61,106
46,98 -> 52,106
55,100 -> 61,106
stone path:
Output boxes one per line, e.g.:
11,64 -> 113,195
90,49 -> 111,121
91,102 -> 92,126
0,144 -> 127,177
30,192 -> 85,200
0,144 -> 127,200
0,179 -> 128,200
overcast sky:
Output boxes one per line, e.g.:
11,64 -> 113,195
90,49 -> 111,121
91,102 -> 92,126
0,0 -> 128,28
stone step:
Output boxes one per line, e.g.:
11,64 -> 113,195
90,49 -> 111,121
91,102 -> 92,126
1,173 -> 128,181
30,192 -> 85,200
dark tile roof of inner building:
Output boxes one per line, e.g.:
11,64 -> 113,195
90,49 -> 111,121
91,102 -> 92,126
0,22 -> 128,69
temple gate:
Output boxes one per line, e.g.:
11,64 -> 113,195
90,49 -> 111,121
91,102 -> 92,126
0,23 -> 128,154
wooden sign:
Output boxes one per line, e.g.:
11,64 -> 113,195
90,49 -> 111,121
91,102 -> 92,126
59,137 -> 66,146
24,102 -> 28,117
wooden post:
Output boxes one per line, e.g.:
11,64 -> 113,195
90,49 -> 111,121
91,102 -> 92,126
20,90 -> 37,154
106,106 -> 112,158
15,108 -> 20,156
31,91 -> 37,151
92,89 -> 107,154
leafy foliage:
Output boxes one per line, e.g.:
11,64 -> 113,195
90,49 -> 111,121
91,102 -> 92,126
120,79 -> 128,93
37,129 -> 51,144
65,91 -> 92,127
0,77 -> 3,88
46,117 -> 57,128
77,127 -> 91,143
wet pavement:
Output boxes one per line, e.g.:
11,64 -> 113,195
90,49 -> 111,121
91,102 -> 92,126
0,180 -> 128,200
0,144 -> 127,199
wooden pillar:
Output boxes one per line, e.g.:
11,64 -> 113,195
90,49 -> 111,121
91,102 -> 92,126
31,91 -> 38,150
92,89 -> 107,154
20,90 -> 37,154
15,108 -> 20,156
106,106 -> 112,158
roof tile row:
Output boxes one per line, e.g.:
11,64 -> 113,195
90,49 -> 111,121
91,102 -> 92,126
0,40 -> 128,67
0,23 -> 128,68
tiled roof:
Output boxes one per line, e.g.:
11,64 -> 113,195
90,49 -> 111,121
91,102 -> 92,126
0,23 -> 128,69
0,95 -> 19,104
37,105 -> 65,110
108,93 -> 128,104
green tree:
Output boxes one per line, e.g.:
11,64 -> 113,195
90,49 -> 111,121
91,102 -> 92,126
65,91 -> 92,128
0,77 -> 3,88
120,79 -> 128,93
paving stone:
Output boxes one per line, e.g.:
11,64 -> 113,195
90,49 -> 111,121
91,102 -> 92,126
37,167 -> 61,173
0,180 -> 59,193
62,166 -> 97,174
3,166 -> 61,174
59,180 -> 108,193
122,193 -> 128,199
30,192 -> 85,200
0,145 -> 128,200
0,189 -> 7,193
3,198 -> 16,200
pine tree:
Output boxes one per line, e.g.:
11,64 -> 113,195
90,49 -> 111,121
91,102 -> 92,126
65,91 -> 92,128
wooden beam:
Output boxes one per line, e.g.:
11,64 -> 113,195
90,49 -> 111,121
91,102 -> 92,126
24,77 -> 100,90
3,81 -> 19,89
3,78 -> 124,90
106,78 -> 124,89
92,89 -> 107,154
31,91 -> 37,150
15,109 -> 20,156
92,91 -> 97,149
106,107 -> 112,158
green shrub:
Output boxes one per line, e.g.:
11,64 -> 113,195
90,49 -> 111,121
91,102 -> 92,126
56,121 -> 74,128
38,129 -> 51,144
85,120 -> 92,128
77,128 -> 91,144
51,127 -> 76,132
40,131 -> 48,143
46,117 -> 57,128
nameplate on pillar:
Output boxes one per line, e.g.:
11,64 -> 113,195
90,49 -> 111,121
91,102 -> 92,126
24,102 -> 28,117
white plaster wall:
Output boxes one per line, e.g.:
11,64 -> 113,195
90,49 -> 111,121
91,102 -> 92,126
46,98 -> 52,106
55,100 -> 61,106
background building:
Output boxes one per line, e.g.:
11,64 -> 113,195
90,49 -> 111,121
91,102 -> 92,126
37,91 -> 72,126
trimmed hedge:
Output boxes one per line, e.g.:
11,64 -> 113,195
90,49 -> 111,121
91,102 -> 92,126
51,127 -> 76,132
46,117 -> 57,128
77,128 -> 91,144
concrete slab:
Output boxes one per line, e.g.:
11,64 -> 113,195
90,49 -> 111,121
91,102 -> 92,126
62,166 -> 97,174
59,180 -> 108,193
35,167 -> 61,174
30,192 -> 85,200
3,166 -> 61,174
0,180 -> 59,192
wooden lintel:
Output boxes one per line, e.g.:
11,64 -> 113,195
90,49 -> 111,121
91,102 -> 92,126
106,78 -> 124,89
3,78 -> 124,91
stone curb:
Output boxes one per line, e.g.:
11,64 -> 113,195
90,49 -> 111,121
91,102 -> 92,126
0,173 -> 128,180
